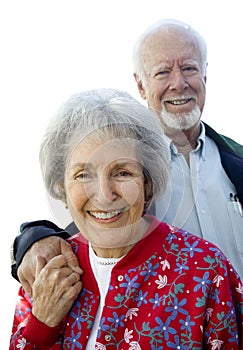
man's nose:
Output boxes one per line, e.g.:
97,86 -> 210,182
169,69 -> 188,91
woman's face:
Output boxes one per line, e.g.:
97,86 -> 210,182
64,134 -> 147,250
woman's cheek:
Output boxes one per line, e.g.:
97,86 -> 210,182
66,184 -> 86,210
119,180 -> 144,207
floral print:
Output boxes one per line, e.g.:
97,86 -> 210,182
9,219 -> 243,349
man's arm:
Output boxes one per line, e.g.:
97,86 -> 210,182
11,220 -> 70,279
11,220 -> 81,296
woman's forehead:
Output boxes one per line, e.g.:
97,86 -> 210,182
68,134 -> 142,166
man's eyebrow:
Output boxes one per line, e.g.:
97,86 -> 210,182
151,63 -> 169,75
181,59 -> 200,66
151,59 -> 200,75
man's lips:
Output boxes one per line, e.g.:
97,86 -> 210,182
165,98 -> 193,105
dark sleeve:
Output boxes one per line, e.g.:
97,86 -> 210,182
11,220 -> 71,281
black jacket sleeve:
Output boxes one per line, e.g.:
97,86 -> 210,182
11,220 -> 71,281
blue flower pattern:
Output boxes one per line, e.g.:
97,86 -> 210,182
10,223 -> 243,349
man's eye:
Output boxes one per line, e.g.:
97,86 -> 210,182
156,70 -> 169,76
183,66 -> 198,72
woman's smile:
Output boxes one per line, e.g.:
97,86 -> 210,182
87,207 -> 126,221
64,135 -> 147,250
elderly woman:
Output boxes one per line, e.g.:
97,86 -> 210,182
10,89 -> 243,349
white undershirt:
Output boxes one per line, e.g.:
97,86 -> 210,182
86,244 -> 123,349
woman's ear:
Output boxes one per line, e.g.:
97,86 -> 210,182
144,175 -> 153,210
56,182 -> 67,205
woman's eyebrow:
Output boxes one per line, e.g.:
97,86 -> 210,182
68,162 -> 92,171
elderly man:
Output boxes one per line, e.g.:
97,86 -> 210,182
12,19 -> 243,293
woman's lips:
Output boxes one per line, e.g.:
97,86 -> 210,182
87,208 -> 125,222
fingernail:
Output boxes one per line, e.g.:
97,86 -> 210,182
75,267 -> 83,274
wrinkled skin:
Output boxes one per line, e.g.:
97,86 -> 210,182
32,254 -> 82,327
18,236 -> 82,296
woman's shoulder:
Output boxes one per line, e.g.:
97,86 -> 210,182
159,223 -> 241,278
163,223 -> 225,256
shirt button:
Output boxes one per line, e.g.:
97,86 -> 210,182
201,209 -> 206,214
118,275 -> 123,281
105,335 -> 111,342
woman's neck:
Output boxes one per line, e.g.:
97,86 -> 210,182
91,216 -> 152,258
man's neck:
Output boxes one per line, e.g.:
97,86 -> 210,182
165,122 -> 201,164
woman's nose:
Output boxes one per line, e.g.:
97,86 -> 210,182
94,177 -> 118,204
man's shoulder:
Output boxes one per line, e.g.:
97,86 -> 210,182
203,122 -> 243,157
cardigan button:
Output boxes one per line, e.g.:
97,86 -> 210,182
105,335 -> 112,342
118,275 -> 124,281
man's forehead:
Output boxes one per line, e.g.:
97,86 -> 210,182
142,31 -> 201,69
143,27 -> 197,51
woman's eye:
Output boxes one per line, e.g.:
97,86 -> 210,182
120,171 -> 130,176
76,172 -> 90,181
115,170 -> 132,178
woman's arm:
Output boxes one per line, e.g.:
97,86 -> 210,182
9,255 -> 83,349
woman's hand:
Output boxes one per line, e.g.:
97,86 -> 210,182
32,254 -> 83,327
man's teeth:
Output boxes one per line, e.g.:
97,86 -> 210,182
169,99 -> 190,105
89,209 -> 123,219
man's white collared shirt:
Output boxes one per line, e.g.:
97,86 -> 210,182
156,123 -> 243,279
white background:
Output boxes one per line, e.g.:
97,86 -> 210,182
1,0 -> 242,348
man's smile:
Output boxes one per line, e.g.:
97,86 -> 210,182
164,97 -> 193,106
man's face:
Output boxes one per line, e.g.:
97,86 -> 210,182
135,28 -> 206,132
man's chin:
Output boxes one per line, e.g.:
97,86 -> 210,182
161,107 -> 201,131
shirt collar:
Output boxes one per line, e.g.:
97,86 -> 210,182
163,121 -> 206,160
198,122 -> 206,160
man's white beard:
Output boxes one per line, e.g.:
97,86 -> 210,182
160,105 -> 201,131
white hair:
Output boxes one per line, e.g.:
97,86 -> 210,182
133,18 -> 207,83
39,88 -> 170,212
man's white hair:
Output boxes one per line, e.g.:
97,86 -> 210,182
133,18 -> 207,83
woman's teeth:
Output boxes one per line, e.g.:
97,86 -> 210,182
89,209 -> 123,219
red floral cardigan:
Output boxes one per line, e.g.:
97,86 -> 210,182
10,217 -> 243,349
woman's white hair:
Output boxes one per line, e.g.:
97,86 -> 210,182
39,88 -> 170,212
